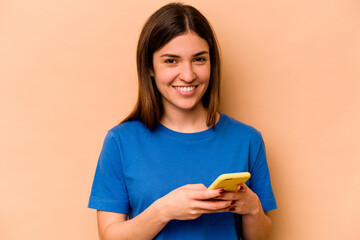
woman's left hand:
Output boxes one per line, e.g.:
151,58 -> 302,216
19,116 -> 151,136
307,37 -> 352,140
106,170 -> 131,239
215,184 -> 262,216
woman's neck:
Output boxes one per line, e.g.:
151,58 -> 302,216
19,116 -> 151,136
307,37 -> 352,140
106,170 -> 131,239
160,105 -> 210,133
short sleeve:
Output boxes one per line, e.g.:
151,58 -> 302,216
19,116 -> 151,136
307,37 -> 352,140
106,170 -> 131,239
88,130 -> 129,214
248,136 -> 277,212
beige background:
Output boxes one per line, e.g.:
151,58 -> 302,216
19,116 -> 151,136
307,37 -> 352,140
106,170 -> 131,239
1,0 -> 359,239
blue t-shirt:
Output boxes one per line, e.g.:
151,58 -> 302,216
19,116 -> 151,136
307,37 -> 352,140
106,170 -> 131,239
88,113 -> 277,239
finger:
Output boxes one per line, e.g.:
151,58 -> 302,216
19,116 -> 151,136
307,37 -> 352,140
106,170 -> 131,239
214,192 -> 240,201
237,184 -> 247,192
195,199 -> 233,211
182,184 -> 207,190
188,188 -> 225,200
200,206 -> 233,214
198,199 -> 238,214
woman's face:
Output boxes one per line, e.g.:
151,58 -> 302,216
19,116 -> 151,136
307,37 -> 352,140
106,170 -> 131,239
151,31 -> 211,114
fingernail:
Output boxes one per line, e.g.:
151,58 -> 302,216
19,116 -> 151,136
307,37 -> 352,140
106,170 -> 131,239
231,200 -> 237,205
229,207 -> 235,212
219,189 -> 225,194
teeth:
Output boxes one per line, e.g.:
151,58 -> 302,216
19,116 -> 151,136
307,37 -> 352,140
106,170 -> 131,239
174,86 -> 196,92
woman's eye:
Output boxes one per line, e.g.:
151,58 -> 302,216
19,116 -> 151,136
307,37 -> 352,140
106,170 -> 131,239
194,57 -> 206,62
165,59 -> 177,64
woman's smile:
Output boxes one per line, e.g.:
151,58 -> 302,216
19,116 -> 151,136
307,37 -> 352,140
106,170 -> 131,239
172,85 -> 198,95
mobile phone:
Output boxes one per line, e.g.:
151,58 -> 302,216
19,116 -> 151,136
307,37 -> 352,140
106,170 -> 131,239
208,172 -> 251,192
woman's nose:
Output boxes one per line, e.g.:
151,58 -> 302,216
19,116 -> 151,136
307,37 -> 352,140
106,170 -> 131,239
179,63 -> 196,82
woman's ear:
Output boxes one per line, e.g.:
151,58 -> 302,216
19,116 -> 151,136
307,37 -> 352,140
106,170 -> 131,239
150,68 -> 154,77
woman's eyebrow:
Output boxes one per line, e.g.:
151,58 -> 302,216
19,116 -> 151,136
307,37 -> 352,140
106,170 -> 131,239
160,51 -> 209,58
160,54 -> 180,58
194,51 -> 209,56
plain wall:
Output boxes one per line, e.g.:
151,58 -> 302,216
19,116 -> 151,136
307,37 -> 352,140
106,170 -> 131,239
1,0 -> 359,239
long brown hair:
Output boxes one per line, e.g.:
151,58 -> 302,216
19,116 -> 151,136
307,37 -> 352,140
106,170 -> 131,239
122,3 -> 221,130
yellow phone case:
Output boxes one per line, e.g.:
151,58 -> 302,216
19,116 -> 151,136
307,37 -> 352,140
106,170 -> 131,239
208,172 -> 251,191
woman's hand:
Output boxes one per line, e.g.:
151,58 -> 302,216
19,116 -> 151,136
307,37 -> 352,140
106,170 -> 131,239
215,184 -> 262,216
215,184 -> 274,239
154,184 -> 234,222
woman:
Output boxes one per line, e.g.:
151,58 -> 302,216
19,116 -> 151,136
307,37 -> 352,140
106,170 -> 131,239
88,3 -> 277,239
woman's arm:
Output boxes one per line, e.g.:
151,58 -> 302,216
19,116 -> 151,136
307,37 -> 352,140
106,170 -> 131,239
97,203 -> 167,240
216,184 -> 273,240
242,209 -> 272,240
97,184 -> 233,240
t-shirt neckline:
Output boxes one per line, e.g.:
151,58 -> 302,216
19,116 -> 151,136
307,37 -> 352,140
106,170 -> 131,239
156,113 -> 226,141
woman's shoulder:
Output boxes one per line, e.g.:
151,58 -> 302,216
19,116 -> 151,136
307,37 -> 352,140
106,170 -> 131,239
220,113 -> 263,140
108,120 -> 149,136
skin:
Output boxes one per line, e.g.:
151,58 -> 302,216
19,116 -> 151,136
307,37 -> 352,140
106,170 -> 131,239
151,31 -> 211,132
216,184 -> 273,239
97,32 -> 273,240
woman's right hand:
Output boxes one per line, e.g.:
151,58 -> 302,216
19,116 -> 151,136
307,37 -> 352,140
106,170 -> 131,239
154,184 -> 234,222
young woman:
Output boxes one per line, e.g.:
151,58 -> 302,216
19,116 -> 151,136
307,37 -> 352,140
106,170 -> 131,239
88,3 -> 277,239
